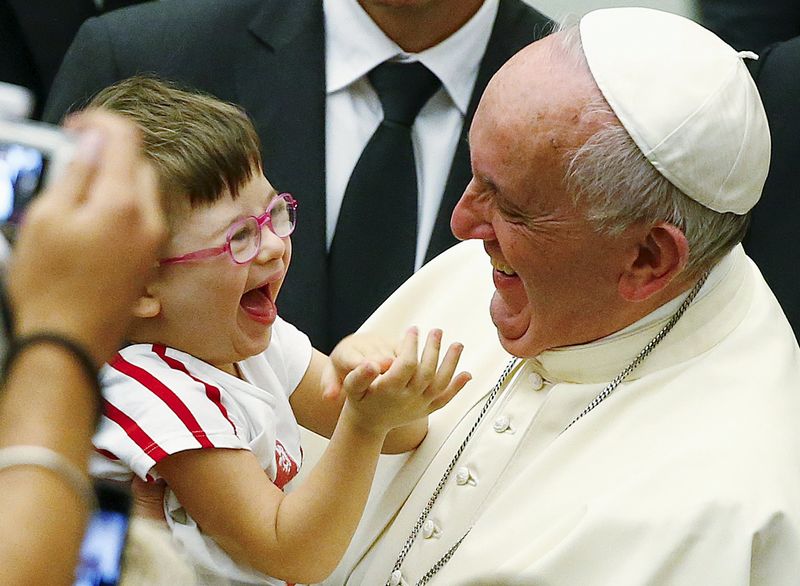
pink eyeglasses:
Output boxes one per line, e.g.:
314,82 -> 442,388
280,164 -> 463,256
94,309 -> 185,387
159,193 -> 297,266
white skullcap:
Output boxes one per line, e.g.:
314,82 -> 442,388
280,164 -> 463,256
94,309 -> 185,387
579,7 -> 770,214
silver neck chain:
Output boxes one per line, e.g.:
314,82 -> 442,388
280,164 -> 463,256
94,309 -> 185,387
386,271 -> 710,586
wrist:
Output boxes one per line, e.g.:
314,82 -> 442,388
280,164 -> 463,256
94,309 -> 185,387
13,316 -> 109,366
2,332 -> 103,425
338,401 -> 390,443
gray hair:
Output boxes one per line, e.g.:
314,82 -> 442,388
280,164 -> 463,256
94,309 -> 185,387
552,25 -> 749,276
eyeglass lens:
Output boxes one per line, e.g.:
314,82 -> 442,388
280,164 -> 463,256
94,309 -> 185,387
228,195 -> 296,263
229,218 -> 260,263
269,196 -> 295,238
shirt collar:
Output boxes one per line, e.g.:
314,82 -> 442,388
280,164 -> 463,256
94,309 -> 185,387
324,0 -> 500,114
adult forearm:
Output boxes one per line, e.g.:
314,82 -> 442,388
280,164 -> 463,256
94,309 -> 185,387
0,345 -> 97,585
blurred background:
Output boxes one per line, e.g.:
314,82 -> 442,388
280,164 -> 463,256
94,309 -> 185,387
1,0 -> 701,121
529,0 -> 698,20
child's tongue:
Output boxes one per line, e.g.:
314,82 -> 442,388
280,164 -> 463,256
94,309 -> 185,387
240,287 -> 276,325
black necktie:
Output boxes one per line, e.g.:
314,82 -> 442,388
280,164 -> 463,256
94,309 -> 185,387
327,61 -> 441,347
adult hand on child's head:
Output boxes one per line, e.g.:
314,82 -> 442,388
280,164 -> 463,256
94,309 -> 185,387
7,110 -> 166,365
340,327 -> 472,433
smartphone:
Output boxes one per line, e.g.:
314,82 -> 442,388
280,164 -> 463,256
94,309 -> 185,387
73,480 -> 132,586
0,116 -> 75,224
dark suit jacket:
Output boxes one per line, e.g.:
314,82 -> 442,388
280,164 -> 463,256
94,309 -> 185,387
699,0 -> 800,52
44,0 -> 552,349
0,0 -> 153,119
0,0 -> 96,118
745,36 -> 800,341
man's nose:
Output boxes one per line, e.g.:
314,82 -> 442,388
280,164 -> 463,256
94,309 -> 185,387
451,180 -> 495,241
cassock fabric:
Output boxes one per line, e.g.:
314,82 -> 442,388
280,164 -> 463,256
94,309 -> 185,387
42,0 -> 552,350
324,240 -> 800,585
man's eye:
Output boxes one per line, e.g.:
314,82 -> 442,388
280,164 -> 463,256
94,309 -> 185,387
497,207 -> 527,224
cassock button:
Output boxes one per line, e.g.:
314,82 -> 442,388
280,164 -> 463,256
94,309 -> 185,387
493,415 -> 510,433
389,569 -> 403,586
528,372 -> 544,390
456,466 -> 475,486
422,519 -> 439,539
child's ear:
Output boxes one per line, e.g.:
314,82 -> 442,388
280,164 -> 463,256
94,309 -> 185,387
132,290 -> 161,319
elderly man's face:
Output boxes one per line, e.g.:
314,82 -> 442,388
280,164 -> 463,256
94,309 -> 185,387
451,36 -> 639,358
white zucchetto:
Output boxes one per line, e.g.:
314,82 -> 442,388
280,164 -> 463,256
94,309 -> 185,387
579,7 -> 770,214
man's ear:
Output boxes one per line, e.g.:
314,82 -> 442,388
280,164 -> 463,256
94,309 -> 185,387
618,223 -> 689,302
132,289 -> 161,319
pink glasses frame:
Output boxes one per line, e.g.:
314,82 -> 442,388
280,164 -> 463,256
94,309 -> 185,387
158,193 -> 297,266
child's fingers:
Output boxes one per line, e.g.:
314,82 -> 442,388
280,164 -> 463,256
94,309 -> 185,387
321,369 -> 343,401
428,371 -> 472,412
342,361 -> 380,402
414,329 -> 443,388
322,383 -> 342,401
424,342 -> 465,398
319,358 -> 340,399
375,356 -> 395,374
331,337 -> 396,375
360,342 -> 396,374
383,326 -> 419,386
332,343 -> 372,374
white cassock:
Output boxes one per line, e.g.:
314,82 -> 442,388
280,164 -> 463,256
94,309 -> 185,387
321,239 -> 800,586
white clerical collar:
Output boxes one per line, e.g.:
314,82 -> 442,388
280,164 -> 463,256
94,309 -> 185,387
535,245 -> 751,384
324,0 -> 499,114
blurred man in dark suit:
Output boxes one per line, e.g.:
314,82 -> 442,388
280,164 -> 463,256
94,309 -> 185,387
699,0 -> 800,51
0,0 -> 153,118
45,0 -> 552,351
745,35 -> 800,340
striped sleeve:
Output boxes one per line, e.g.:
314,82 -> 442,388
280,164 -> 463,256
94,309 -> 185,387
93,345 -> 246,481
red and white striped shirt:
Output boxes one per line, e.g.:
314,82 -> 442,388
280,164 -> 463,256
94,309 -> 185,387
91,317 -> 312,585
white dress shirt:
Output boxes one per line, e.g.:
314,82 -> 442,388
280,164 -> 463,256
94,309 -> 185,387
323,0 -> 499,269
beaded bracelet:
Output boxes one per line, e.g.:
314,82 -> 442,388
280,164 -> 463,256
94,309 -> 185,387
0,445 -> 96,509
2,332 -> 103,423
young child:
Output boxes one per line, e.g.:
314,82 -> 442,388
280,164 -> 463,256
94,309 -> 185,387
85,77 -> 470,585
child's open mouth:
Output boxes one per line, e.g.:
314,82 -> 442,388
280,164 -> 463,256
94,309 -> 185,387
240,284 -> 276,325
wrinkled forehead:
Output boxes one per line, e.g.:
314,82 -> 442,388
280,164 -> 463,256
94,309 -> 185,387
469,34 -> 610,167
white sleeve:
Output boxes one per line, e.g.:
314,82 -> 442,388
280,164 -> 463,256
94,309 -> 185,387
263,316 -> 313,398
93,346 -> 247,481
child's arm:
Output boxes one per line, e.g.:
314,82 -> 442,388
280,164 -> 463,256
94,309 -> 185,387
154,328 -> 469,584
290,329 -> 462,452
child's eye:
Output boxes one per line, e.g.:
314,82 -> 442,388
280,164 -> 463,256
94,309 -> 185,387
230,222 -> 256,243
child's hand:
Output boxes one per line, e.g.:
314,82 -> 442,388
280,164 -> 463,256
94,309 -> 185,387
322,333 -> 398,400
339,327 -> 471,434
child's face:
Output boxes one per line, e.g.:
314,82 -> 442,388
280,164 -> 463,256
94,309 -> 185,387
146,172 -> 291,374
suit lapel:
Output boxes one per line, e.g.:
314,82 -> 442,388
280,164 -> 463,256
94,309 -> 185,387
426,0 -> 553,262
236,0 -> 330,344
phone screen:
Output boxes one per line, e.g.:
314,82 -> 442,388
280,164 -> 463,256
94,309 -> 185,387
73,482 -> 131,586
0,142 -> 48,223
